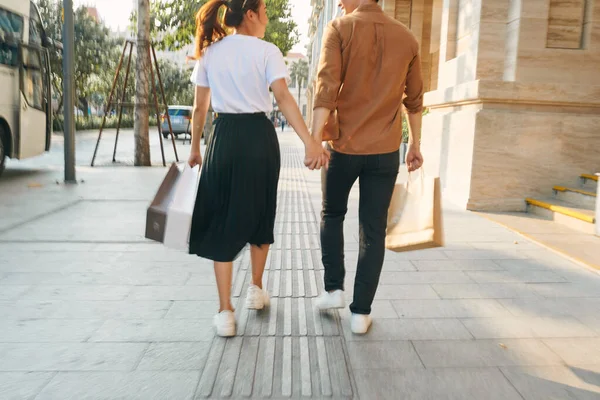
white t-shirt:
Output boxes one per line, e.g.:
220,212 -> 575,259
190,35 -> 290,114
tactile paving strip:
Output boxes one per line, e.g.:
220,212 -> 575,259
194,144 -> 353,399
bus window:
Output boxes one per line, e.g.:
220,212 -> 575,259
29,2 -> 42,46
21,47 -> 44,111
0,8 -> 24,66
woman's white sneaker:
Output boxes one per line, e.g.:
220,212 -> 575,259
245,284 -> 270,310
350,313 -> 372,334
214,310 -> 236,337
315,290 -> 345,310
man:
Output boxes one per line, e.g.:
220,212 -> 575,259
310,0 -> 424,334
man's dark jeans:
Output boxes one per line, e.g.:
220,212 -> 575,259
320,148 -> 399,315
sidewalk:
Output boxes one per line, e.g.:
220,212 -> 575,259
1,132 -> 600,399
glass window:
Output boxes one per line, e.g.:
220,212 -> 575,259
0,8 -> 24,66
21,46 -> 44,110
29,3 -> 43,46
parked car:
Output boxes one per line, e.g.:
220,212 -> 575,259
161,106 -> 192,139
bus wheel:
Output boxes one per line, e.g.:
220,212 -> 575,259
0,127 -> 6,177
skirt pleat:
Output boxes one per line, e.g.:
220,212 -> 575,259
189,112 -> 281,262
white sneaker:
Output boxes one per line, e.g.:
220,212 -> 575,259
214,310 -> 236,337
315,290 -> 345,310
351,313 -> 372,334
245,284 -> 270,310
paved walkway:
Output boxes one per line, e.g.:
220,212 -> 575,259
1,132 -> 600,399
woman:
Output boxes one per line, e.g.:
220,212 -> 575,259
188,0 -> 328,337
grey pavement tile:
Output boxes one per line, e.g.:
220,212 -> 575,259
0,285 -> 31,300
412,259 -> 504,271
542,339 -> 600,365
353,367 -> 523,400
413,339 -> 565,368
469,241 -> 541,251
500,365 -> 600,400
339,300 -> 399,319
492,258 -> 570,271
461,317 -> 598,339
127,285 -> 218,300
22,285 -> 131,301
346,341 -> 424,369
165,301 -> 218,319
575,315 -> 600,335
185,273 -> 217,286
0,319 -> 103,342
0,201 -> 147,242
377,271 -> 475,284
89,319 -> 214,342
35,371 -> 200,400
0,271 -> 190,286
340,317 -> 472,341
137,342 -> 212,371
0,343 -> 146,371
0,372 -> 55,400
498,297 -> 600,318
115,251 -> 201,263
391,299 -> 512,319
465,270 -> 568,284
0,300 -> 170,319
346,284 -> 440,300
385,249 -> 449,261
432,283 -> 541,299
531,283 -> 600,298
518,249 -> 584,266
444,249 -> 528,260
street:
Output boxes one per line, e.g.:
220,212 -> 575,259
0,129 -> 600,399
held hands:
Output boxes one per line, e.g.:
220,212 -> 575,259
188,149 -> 202,168
406,144 -> 424,172
304,137 -> 330,171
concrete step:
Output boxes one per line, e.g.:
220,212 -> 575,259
553,186 -> 596,209
525,197 -> 595,235
580,173 -> 598,192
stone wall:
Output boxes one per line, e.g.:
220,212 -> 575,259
421,0 -> 600,210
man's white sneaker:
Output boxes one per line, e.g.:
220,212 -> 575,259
350,313 -> 372,335
245,284 -> 270,310
214,310 -> 236,337
315,290 -> 345,310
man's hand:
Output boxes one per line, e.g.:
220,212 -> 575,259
188,150 -> 202,168
304,139 -> 330,170
406,144 -> 423,172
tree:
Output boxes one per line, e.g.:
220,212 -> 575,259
154,60 -> 194,106
134,0 -> 151,166
150,0 -> 299,55
36,0 -> 117,117
289,59 -> 308,109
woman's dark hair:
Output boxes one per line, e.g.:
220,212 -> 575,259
194,0 -> 262,58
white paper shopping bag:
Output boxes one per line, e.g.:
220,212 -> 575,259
163,164 -> 200,251
385,171 -> 444,252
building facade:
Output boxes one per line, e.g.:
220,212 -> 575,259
307,0 -> 600,211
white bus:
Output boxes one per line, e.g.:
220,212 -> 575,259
0,0 -> 52,176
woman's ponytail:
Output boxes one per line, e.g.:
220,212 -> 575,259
194,0 -> 261,58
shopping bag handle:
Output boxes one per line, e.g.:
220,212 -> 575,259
407,168 -> 425,193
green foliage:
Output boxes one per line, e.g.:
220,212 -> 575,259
154,60 -> 194,107
289,58 -> 308,105
36,0 -> 118,117
151,0 -> 299,55
53,114 -> 158,132
402,108 -> 429,143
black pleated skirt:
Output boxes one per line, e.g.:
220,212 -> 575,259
189,112 -> 281,262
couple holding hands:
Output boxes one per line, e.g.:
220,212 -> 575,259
187,0 -> 424,337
